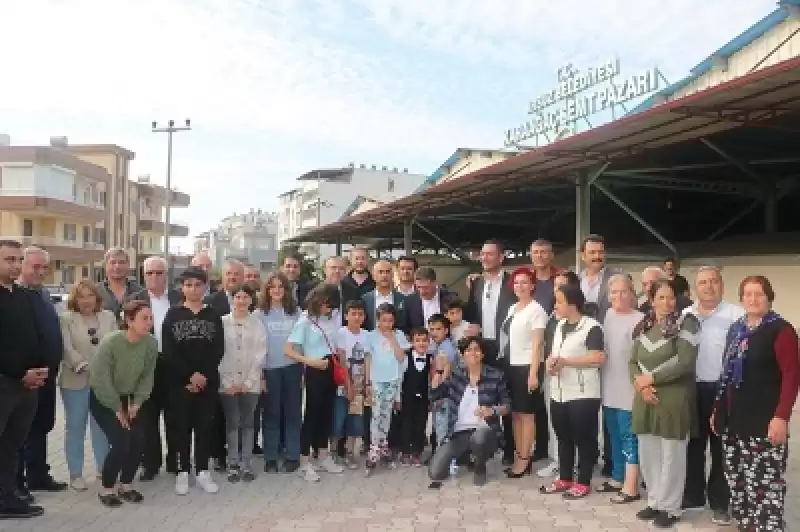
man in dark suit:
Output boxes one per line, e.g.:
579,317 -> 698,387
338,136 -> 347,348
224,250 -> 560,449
405,267 -> 448,331
203,259 -> 246,470
127,257 -> 182,480
282,253 -> 311,308
464,240 -> 517,465
638,266 -> 693,314
362,260 -> 407,333
342,246 -> 376,298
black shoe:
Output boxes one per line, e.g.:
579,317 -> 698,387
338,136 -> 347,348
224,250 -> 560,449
636,507 -> 661,521
139,469 -> 158,482
252,444 -> 263,455
98,493 -> 123,508
117,489 -> 143,504
264,460 -> 279,473
681,500 -> 705,510
27,477 -> 67,492
13,487 -> 34,505
473,464 -> 487,486
653,512 -> 679,528
0,498 -> 44,519
281,460 -> 300,473
711,509 -> 731,526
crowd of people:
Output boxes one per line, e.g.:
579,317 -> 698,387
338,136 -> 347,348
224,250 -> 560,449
0,237 -> 796,532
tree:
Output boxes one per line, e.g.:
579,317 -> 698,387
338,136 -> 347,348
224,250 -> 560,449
278,245 -> 317,283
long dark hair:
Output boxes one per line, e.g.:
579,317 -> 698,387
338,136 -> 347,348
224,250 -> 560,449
306,283 -> 339,318
259,272 -> 298,315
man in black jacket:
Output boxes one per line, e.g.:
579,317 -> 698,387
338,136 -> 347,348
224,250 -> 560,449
0,240 -> 47,519
128,256 -> 183,480
16,247 -> 66,495
281,253 -> 311,308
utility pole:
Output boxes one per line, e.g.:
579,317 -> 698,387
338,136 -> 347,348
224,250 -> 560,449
151,119 -> 191,285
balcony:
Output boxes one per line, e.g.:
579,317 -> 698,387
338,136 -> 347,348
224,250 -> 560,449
138,219 -> 190,238
137,182 -> 190,208
5,235 -> 105,263
0,192 -> 106,223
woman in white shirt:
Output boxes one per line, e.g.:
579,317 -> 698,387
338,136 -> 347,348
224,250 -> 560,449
501,267 -> 548,478
600,274 -> 643,503
541,283 -> 606,500
219,284 -> 267,483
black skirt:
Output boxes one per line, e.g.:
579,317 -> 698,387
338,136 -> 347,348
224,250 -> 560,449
508,364 -> 545,414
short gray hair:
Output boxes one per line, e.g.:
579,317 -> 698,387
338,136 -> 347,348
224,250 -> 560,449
222,259 -> 244,272
694,265 -> 722,281
23,246 -> 50,263
607,273 -> 634,295
104,247 -> 129,263
641,266 -> 668,280
143,256 -> 167,270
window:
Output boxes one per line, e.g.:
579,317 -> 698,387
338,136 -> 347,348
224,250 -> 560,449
72,183 -> 77,200
22,219 -> 33,237
62,266 -> 76,285
94,228 -> 106,246
99,191 -> 106,206
148,237 -> 153,250
259,261 -> 272,271
81,266 -> 89,278
54,260 -> 63,270
63,223 -> 77,241
388,178 -> 395,193
82,226 -> 90,243
139,237 -> 144,250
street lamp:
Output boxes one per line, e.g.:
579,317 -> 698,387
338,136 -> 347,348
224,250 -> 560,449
151,119 -> 191,284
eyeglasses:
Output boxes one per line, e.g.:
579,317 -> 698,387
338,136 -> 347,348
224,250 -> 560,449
88,328 -> 99,346
145,271 -> 165,276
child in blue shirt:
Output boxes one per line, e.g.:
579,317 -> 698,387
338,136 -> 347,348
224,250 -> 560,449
363,302 -> 410,474
427,314 -> 459,369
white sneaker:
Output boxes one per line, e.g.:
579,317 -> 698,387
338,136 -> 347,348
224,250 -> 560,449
196,471 -> 219,493
536,463 -> 558,478
70,477 -> 87,491
298,463 -> 320,482
175,472 -> 190,495
318,456 -> 344,474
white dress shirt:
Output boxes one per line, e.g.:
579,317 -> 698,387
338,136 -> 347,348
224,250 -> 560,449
682,301 -> 745,382
421,291 -> 441,323
481,276 -> 502,340
375,290 -> 393,308
580,268 -> 605,304
149,290 -> 171,352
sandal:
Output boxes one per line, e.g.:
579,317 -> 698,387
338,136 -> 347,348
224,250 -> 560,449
539,479 -> 572,494
117,489 -> 143,503
597,481 -> 622,493
563,484 -> 591,499
98,493 -> 123,507
611,492 -> 642,504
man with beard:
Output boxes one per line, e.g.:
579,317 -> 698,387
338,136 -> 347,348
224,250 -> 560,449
282,253 -> 311,308
464,240 -> 517,465
343,246 -> 375,298
0,240 -> 47,518
324,256 -> 360,326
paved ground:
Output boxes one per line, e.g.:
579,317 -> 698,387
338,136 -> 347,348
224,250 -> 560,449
2,407 -> 799,532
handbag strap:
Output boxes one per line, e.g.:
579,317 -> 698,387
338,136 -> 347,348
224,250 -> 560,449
308,317 -> 336,356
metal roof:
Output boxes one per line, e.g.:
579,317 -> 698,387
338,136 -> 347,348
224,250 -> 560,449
295,168 -> 353,181
289,54 -> 800,244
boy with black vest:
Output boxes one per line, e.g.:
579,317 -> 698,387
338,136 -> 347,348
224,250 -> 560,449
400,327 -> 433,467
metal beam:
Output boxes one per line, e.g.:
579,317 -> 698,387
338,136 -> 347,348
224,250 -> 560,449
403,219 -> 413,256
602,173 -> 756,196
412,221 -> 473,265
592,181 -> 677,254
588,162 -> 610,185
704,200 -> 762,243
700,138 -> 766,183
420,216 -> 535,228
606,156 -> 800,175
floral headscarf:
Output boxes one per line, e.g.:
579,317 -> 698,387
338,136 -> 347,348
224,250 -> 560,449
632,310 -> 681,339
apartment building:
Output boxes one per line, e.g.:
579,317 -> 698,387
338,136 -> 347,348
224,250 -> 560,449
194,209 -> 279,271
136,175 -> 190,258
0,136 -> 108,284
277,164 -> 426,259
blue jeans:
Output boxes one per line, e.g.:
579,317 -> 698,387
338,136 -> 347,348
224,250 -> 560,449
603,406 -> 638,484
61,386 -> 108,476
262,364 -> 303,462
332,396 -> 363,439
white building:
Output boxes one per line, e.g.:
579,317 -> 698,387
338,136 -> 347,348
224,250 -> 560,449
194,209 -> 279,271
277,164 -> 426,259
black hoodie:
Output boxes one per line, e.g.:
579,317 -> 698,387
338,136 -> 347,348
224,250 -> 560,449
161,305 -> 225,388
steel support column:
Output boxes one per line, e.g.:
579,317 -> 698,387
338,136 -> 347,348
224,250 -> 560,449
574,173 -> 591,270
412,221 -> 473,265
335,237 -> 343,256
403,219 -> 413,256
593,181 -> 677,255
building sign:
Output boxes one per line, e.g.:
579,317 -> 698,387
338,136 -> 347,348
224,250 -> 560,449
504,58 -> 665,147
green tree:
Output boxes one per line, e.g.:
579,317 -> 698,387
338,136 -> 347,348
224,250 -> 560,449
278,245 -> 317,283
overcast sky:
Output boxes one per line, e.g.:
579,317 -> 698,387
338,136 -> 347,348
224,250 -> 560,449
0,0 -> 778,251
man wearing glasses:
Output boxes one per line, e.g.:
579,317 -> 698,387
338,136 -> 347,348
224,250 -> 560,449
16,247 -> 66,496
128,256 -> 182,480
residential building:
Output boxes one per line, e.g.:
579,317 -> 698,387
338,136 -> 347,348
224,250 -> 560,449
135,174 -> 190,260
414,148 -> 520,192
0,136 -> 108,284
194,209 -> 279,271
277,164 -> 426,259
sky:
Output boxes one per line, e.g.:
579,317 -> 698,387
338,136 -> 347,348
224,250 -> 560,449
0,0 -> 780,251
